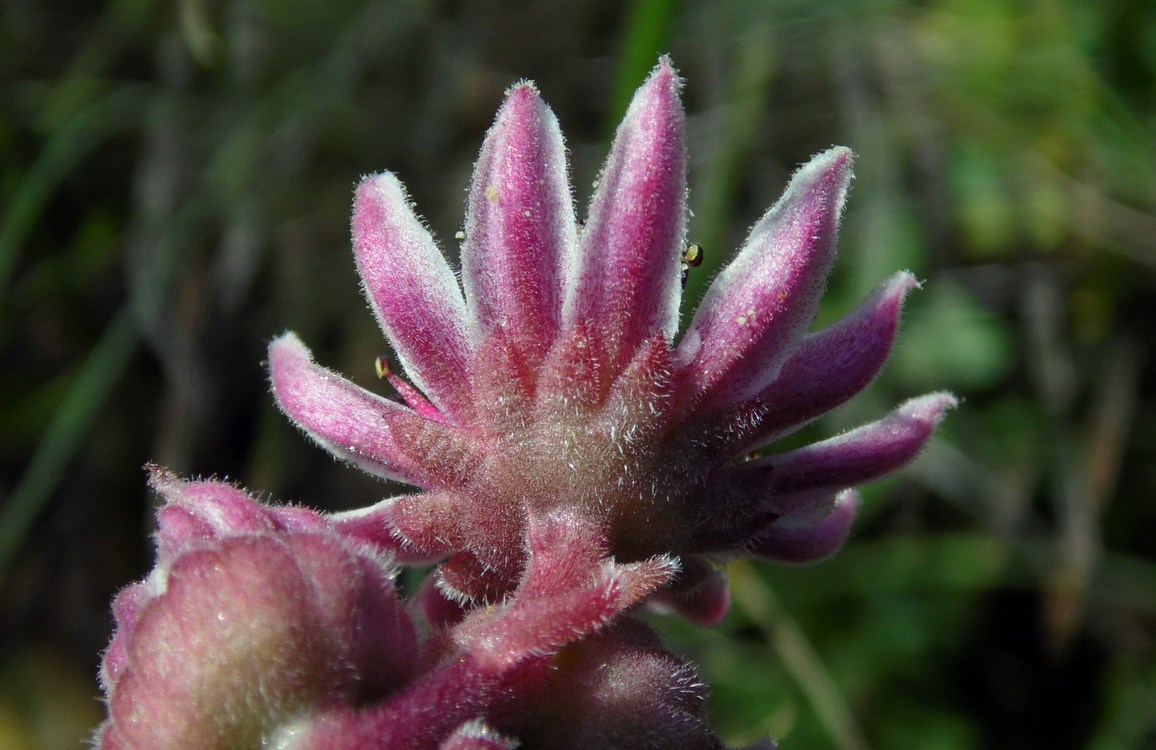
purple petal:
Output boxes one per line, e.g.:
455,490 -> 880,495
750,490 -> 859,563
269,333 -> 480,489
761,392 -> 957,497
354,172 -> 476,421
748,271 -> 918,447
677,148 -> 854,407
567,57 -> 686,374
462,82 -> 577,363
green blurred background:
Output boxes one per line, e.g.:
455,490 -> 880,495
2,0 -> 1155,747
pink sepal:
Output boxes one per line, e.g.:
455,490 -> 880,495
462,82 -> 577,364
568,57 -> 686,375
678,148 -> 854,407
269,333 -> 480,489
750,490 -> 859,563
354,172 -> 476,421
759,392 -> 957,498
746,271 -> 918,446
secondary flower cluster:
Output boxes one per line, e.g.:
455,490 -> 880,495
99,58 -> 953,748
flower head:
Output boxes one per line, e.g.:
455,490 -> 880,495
99,475 -> 724,749
269,57 -> 953,619
97,470 -> 418,749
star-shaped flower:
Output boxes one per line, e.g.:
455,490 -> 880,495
269,57 -> 954,622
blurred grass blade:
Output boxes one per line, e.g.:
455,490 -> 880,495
609,0 -> 676,129
730,560 -> 871,750
0,85 -> 148,300
0,308 -> 138,587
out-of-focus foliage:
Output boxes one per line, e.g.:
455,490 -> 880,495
1,0 -> 1154,748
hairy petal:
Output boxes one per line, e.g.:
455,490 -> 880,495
472,328 -> 536,436
329,494 -> 459,564
750,490 -> 859,563
534,322 -> 606,419
102,533 -> 415,750
438,550 -> 521,605
519,622 -> 723,750
759,392 -> 957,497
354,172 -> 476,420
678,148 -> 854,407
568,57 -> 686,374
748,271 -> 918,446
269,333 -> 479,489
462,82 -> 577,362
291,657 -> 518,750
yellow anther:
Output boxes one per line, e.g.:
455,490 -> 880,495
374,355 -> 390,380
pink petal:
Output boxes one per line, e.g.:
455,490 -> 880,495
413,573 -> 470,629
288,534 -> 418,698
516,508 -> 608,599
471,328 -> 535,435
462,82 -> 577,363
748,271 -> 918,447
354,172 -> 476,421
455,582 -> 623,670
455,555 -> 676,671
149,470 -> 280,557
533,322 -> 606,419
294,658 -> 513,750
677,148 -> 854,407
334,492 -> 464,563
437,550 -> 520,604
750,490 -> 859,563
567,57 -> 686,374
761,392 -> 957,497
600,332 -> 675,440
268,333 -> 479,489
100,583 -> 146,691
108,536 -> 389,749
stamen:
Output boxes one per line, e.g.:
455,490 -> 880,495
681,242 -> 704,287
375,355 -> 446,422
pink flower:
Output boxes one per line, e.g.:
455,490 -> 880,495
99,475 -> 731,749
101,58 -> 954,749
269,57 -> 954,622
97,471 -> 418,749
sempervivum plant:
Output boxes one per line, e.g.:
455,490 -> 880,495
268,57 -> 953,619
100,57 -> 952,748
99,473 -> 719,749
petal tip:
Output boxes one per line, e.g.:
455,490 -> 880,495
504,78 -> 540,97
267,331 -> 313,372
651,54 -> 683,87
903,391 -> 959,423
354,170 -> 397,197
801,146 -> 856,193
